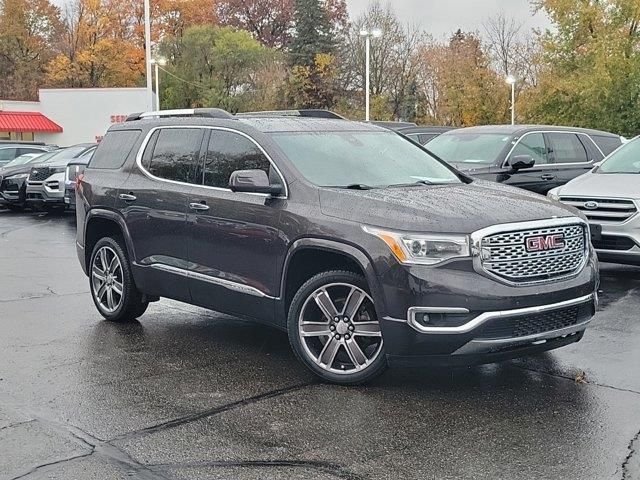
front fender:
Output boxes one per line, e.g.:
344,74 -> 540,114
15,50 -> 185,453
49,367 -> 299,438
277,237 -> 387,321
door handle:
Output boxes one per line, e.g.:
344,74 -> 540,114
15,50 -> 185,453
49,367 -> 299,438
119,193 -> 137,202
540,174 -> 556,181
189,202 -> 210,212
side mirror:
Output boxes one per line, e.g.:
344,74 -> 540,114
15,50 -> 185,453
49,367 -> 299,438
229,169 -> 283,196
508,155 -> 535,171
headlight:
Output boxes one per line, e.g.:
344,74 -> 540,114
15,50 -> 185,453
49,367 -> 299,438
363,226 -> 471,265
5,173 -> 28,180
51,167 -> 65,174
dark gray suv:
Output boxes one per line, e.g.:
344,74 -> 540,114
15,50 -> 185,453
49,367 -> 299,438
75,109 -> 599,384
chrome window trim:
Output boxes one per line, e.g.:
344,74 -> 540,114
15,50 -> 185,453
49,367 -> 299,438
470,217 -> 590,287
407,293 -> 594,334
143,262 -> 278,299
501,131 -> 604,169
134,125 -> 289,199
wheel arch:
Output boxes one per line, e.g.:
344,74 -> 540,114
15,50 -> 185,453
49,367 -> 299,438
278,238 -> 386,322
83,209 -> 135,273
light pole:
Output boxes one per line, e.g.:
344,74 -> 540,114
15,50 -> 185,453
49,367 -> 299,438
506,75 -> 516,125
360,28 -> 382,122
144,0 -> 153,110
151,57 -> 166,110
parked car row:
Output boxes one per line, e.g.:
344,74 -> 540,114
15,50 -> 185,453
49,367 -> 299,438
0,143 -> 96,211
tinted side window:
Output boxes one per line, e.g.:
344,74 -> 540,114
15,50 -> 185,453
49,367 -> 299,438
510,133 -> 548,164
546,133 -> 588,163
200,130 -> 271,188
146,128 -> 203,183
592,135 -> 623,155
90,130 -> 141,169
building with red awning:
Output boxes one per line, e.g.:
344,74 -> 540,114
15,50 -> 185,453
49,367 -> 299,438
0,88 -> 147,145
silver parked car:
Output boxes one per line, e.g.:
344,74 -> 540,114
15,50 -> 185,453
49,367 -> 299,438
25,143 -> 96,211
548,137 -> 640,265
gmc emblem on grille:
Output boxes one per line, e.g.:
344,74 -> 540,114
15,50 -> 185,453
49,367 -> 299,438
525,234 -> 566,252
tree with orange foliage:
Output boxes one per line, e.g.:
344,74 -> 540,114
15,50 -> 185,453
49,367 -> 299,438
0,0 -> 61,100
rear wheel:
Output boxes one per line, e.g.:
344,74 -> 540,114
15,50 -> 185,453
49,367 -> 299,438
287,270 -> 387,384
89,237 -> 148,323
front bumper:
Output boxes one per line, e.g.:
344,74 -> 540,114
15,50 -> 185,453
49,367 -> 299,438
591,215 -> 640,266
376,253 -> 598,367
26,176 -> 65,206
0,177 -> 27,205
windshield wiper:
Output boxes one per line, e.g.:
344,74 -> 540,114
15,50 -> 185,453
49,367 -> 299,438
386,180 -> 434,188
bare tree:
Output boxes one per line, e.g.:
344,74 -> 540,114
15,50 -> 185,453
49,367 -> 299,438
340,1 -> 426,119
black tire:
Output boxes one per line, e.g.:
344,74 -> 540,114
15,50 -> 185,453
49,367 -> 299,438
287,270 -> 387,385
89,236 -> 148,323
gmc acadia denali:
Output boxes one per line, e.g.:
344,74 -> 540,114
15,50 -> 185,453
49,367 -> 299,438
75,109 -> 599,384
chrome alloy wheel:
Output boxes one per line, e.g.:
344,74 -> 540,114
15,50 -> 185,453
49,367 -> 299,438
298,283 -> 383,375
91,246 -> 124,313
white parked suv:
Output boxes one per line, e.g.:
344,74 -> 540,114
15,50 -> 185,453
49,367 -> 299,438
25,143 -> 96,211
549,137 -> 640,265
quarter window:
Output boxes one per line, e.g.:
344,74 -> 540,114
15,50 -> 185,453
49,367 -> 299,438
510,133 -> 548,164
144,128 -> 203,183
90,130 -> 140,169
546,133 -> 588,163
199,130 -> 272,188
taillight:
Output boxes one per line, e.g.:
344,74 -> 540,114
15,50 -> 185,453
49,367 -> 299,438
75,173 -> 84,189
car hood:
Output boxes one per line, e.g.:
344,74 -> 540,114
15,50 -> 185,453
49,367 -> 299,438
557,171 -> 640,199
0,164 -> 34,177
319,180 -> 580,234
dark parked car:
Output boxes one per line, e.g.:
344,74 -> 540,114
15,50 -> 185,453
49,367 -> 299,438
426,125 -> 624,194
0,150 -> 62,211
397,126 -> 455,145
76,109 -> 598,384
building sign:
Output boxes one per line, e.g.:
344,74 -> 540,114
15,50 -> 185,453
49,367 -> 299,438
110,114 -> 128,123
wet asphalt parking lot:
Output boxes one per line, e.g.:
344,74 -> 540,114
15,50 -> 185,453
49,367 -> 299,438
0,208 -> 639,480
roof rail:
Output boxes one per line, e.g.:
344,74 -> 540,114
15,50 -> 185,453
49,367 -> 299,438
237,109 -> 345,120
126,108 -> 235,122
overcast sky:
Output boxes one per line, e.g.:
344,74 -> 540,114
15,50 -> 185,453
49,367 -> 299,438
346,0 -> 551,39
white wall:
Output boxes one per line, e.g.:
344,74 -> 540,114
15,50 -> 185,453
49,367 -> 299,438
1,88 -> 148,146
36,88 -> 148,145
0,100 -> 41,112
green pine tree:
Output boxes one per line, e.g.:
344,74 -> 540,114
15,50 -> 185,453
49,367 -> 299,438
290,0 -> 335,67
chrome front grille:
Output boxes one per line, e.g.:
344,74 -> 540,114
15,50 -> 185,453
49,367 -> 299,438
477,222 -> 588,285
559,197 -> 638,224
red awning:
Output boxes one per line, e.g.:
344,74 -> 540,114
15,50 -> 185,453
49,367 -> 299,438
0,111 -> 63,133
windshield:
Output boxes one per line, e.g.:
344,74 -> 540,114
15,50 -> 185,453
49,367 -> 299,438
599,138 -> 640,174
269,131 -> 461,188
427,132 -> 512,165
3,154 -> 39,168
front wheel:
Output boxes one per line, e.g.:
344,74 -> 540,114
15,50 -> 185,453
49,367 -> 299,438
89,237 -> 148,322
287,270 -> 387,384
